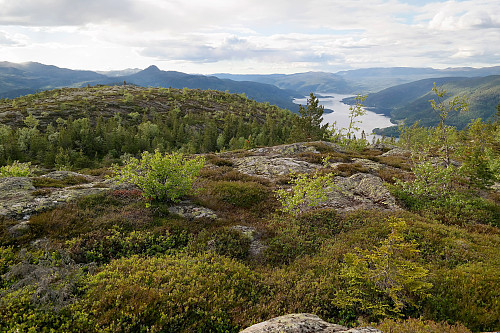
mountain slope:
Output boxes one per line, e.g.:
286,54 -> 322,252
119,66 -> 301,111
0,62 -> 107,98
362,75 -> 500,130
214,71 -> 359,94
337,66 -> 500,92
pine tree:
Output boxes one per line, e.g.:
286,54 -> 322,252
292,92 -> 327,141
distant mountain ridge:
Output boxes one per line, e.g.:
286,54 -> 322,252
0,62 -> 301,111
1,61 -> 499,118
216,66 -> 500,94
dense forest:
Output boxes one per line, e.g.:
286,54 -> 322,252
0,85 -> 499,333
0,85 -> 297,168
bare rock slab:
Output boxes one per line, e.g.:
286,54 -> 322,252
239,313 -> 383,333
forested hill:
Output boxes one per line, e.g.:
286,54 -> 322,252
355,75 -> 500,131
0,62 -> 301,111
0,85 -> 297,168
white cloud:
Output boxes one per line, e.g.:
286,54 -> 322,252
0,0 -> 498,73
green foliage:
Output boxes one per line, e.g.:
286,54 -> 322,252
112,149 -> 205,204
77,253 -> 268,332
326,94 -> 369,150
395,160 -> 455,200
429,83 -> 469,166
391,185 -> 500,227
0,160 -> 33,177
275,171 -> 335,216
335,218 -> 432,320
264,209 -> 343,265
0,86 -> 296,167
292,92 -> 328,141
424,263 -> 500,332
209,180 -> 268,208
66,227 -> 189,264
190,228 -> 251,261
375,317 -> 472,333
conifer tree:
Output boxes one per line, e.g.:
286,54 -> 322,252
292,92 -> 327,141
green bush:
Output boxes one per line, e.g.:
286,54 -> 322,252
112,149 -> 205,205
375,317 -> 472,333
334,218 -> 432,320
391,186 -> 500,227
0,161 -> 33,177
66,227 -> 189,264
76,253 -> 268,332
424,263 -> 500,332
275,171 -> 335,216
210,180 -> 268,208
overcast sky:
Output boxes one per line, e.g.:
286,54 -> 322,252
0,0 -> 499,74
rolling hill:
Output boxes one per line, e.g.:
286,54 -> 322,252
0,62 -> 301,112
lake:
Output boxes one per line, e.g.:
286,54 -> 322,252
293,94 -> 394,141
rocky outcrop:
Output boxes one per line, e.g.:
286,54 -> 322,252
232,225 -> 266,257
0,174 -> 109,220
233,156 -> 321,179
0,141 -> 403,222
168,201 -> 217,220
324,173 -> 399,212
239,313 -> 382,333
249,141 -> 345,156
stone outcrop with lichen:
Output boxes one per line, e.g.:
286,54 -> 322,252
239,313 -> 383,333
1,141 -> 404,222
0,173 -> 110,220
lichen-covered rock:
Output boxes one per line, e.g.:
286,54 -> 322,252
381,148 -> 411,157
351,158 -> 385,171
232,225 -> 266,256
0,177 -> 36,218
318,173 -> 399,212
41,170 -> 92,181
0,174 -> 109,220
250,141 -> 345,157
239,313 -> 383,333
233,156 -> 320,179
168,201 -> 217,220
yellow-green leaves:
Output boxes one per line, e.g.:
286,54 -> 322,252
112,149 -> 205,205
0,160 -> 33,177
275,171 -> 335,216
336,218 -> 432,318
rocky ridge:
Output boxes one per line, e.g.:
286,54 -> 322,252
1,142 -> 406,239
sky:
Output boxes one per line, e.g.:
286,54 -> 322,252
0,0 -> 499,74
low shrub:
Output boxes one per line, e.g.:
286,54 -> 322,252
0,161 -> 33,177
66,227 -> 189,264
190,228 -> 251,261
32,175 -> 89,188
209,180 -> 269,208
375,317 -> 472,333
112,149 -> 205,205
76,253 -> 269,332
206,154 -> 234,167
423,263 -> 500,332
391,186 -> 500,227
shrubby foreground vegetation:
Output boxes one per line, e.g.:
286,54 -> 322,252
0,85 -> 499,332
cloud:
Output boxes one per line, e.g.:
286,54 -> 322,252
0,0 -> 498,73
0,0 -> 137,26
0,30 -> 22,45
